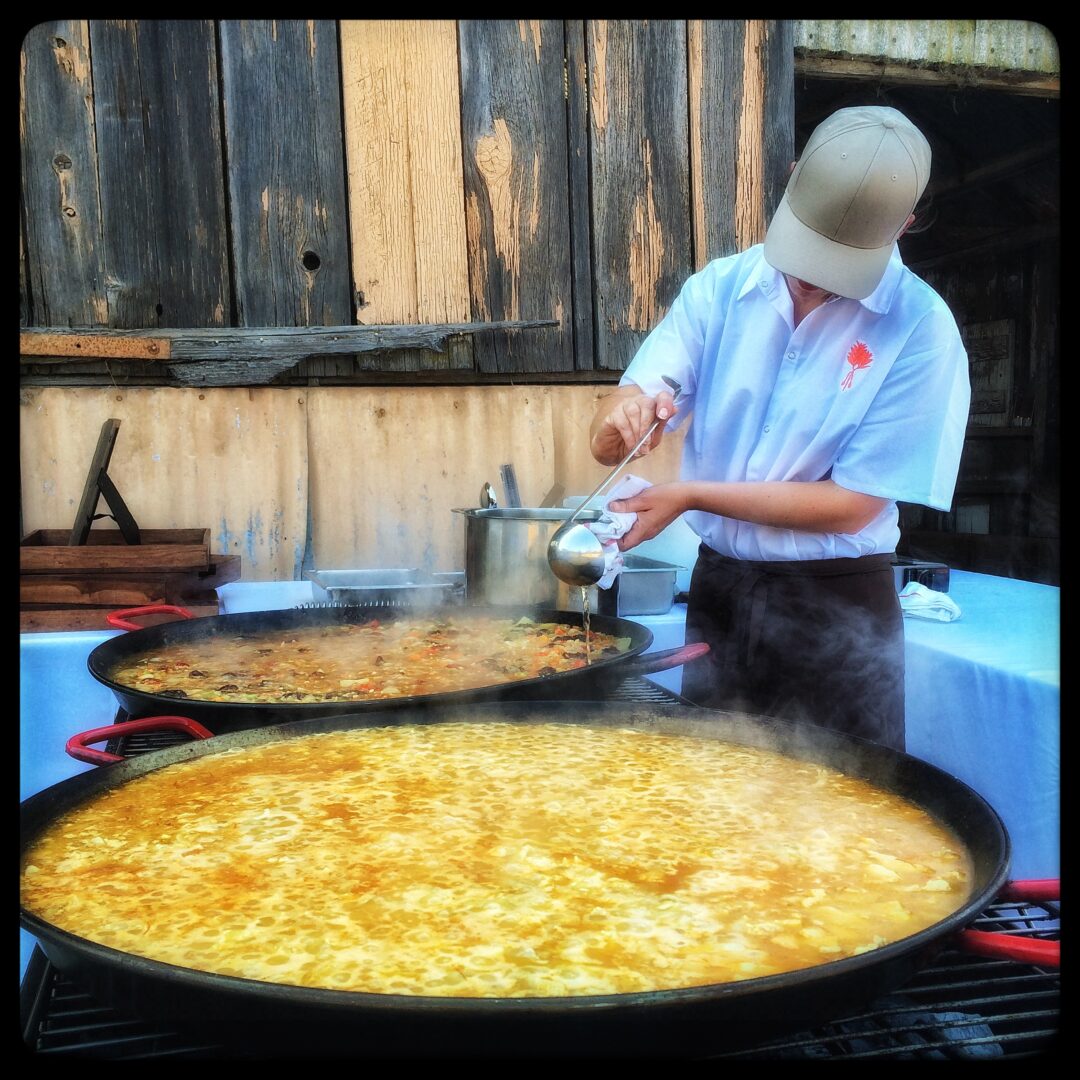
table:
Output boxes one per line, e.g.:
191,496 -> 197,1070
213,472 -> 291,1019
901,570 -> 1059,882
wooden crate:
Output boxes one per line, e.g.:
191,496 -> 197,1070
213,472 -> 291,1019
20,528 -> 240,632
21,528 -> 212,572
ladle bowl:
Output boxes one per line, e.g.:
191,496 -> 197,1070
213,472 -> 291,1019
546,523 -> 608,588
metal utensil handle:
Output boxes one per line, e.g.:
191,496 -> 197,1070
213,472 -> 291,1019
565,423 -> 662,528
565,379 -> 681,528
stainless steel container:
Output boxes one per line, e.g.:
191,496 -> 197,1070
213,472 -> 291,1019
891,557 -> 951,594
453,507 -> 602,609
305,568 -> 460,607
599,554 -> 684,616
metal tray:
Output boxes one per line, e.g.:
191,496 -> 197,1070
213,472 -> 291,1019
305,568 -> 461,608
565,554 -> 684,617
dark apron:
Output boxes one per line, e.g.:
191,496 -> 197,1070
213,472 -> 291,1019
682,544 -> 906,751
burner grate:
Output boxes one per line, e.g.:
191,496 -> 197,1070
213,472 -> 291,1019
21,900 -> 1059,1059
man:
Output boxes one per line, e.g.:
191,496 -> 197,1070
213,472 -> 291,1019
589,105 -> 970,751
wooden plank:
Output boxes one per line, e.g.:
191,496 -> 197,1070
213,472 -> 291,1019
21,322 -> 557,362
689,20 -> 742,266
459,19 -> 574,373
20,207 -> 30,327
24,527 -> 210,546
20,556 -> 240,607
21,529 -> 211,572
21,603 -> 222,633
340,20 -> 473,373
88,20 -> 230,328
964,319 -> 1015,425
794,54 -> 1060,97
20,21 -> 108,326
759,20 -> 796,232
218,20 -> 354,373
565,21 -> 596,370
588,20 -> 692,370
691,20 -> 793,266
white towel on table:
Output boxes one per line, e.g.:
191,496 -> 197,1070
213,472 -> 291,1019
899,581 -> 962,622
586,474 -> 652,589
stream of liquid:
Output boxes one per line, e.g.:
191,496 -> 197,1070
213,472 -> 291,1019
580,585 -> 592,663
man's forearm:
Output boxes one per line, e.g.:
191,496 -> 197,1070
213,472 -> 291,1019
680,479 -> 887,535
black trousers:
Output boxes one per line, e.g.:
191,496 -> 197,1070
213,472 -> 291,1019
682,544 -> 906,752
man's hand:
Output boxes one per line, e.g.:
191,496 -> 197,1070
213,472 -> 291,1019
607,483 -> 688,551
589,384 -> 678,466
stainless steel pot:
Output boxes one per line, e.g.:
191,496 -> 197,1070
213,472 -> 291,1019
453,507 -> 602,608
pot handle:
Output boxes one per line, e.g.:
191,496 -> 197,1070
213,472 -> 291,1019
66,715 -> 215,766
954,878 -> 1059,968
621,642 -> 710,676
106,604 -> 195,631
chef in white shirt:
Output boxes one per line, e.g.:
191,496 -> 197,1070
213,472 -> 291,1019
589,105 -> 970,751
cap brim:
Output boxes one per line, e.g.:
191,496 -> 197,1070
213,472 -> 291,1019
763,192 -> 892,301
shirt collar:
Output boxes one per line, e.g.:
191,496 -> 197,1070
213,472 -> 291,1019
743,244 -> 905,313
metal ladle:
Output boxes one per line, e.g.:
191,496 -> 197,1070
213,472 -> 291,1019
547,376 -> 682,588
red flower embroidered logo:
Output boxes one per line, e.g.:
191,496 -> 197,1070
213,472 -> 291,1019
840,340 -> 873,391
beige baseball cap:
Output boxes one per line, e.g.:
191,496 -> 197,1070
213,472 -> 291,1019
763,105 -> 931,299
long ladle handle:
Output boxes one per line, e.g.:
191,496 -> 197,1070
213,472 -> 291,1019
565,378 -> 681,528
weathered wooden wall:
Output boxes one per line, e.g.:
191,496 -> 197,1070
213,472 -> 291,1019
19,19 -> 790,578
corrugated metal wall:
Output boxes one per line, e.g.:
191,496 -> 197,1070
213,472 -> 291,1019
795,19 -> 1059,74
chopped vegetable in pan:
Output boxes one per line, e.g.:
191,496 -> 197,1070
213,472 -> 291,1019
106,616 -> 631,703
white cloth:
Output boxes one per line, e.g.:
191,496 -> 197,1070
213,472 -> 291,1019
586,474 -> 652,589
620,244 -> 971,561
899,581 -> 962,622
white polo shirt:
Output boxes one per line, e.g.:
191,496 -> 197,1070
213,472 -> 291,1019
620,244 -> 971,561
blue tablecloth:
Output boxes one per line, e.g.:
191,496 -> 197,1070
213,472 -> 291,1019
901,570 -> 1059,881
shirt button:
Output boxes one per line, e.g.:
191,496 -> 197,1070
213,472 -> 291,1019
787,351 -> 796,360
760,280 -> 768,288
763,425 -> 771,433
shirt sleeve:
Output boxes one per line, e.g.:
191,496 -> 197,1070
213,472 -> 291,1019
618,262 -> 722,431
831,307 -> 971,511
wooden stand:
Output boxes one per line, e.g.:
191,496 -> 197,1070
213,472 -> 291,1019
68,418 -> 140,545
20,420 -> 240,631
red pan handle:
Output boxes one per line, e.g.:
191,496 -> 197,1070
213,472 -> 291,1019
954,878 -> 1060,967
997,879 -> 1059,902
66,715 -> 215,766
954,931 -> 1058,966
624,642 -> 710,676
106,604 -> 194,631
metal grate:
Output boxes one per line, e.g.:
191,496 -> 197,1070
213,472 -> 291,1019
21,900 -> 1059,1059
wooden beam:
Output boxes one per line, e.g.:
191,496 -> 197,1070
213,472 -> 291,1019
21,321 -> 559,363
795,54 -> 1060,97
